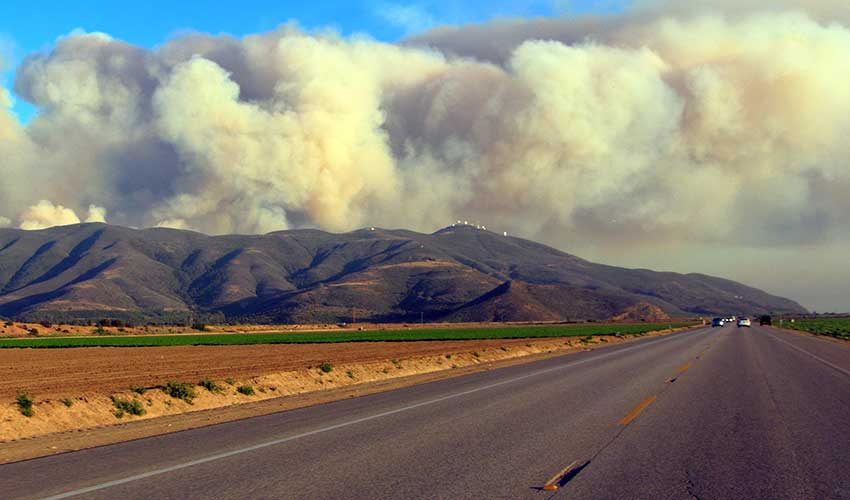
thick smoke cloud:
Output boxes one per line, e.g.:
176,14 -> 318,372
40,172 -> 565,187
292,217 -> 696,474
19,201 -> 83,230
1,1 -> 849,257
17,201 -> 107,230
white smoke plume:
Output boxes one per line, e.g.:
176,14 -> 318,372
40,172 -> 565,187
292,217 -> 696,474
84,204 -> 107,223
19,201 -> 82,230
1,0 -> 849,255
15,201 -> 106,230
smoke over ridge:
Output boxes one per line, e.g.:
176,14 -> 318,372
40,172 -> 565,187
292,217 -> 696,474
1,0 -> 849,255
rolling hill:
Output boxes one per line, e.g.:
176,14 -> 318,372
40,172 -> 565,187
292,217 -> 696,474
0,223 -> 806,323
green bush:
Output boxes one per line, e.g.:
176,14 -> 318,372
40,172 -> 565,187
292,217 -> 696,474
130,385 -> 146,395
60,398 -> 73,407
28,328 -> 39,337
319,362 -> 333,373
111,396 -> 145,417
237,385 -> 255,396
192,323 -> 209,332
199,377 -> 221,393
16,391 -> 34,417
162,380 -> 196,403
225,377 -> 235,385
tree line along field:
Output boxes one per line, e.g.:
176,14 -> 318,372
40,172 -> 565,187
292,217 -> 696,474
785,317 -> 850,341
0,322 -> 695,348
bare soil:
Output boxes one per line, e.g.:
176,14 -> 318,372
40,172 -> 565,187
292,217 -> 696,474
1,337 -> 586,400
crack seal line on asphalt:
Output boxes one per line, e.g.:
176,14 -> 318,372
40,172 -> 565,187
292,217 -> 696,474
761,329 -> 850,379
36,327 -> 713,500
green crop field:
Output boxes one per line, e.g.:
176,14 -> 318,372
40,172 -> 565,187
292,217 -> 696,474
785,317 -> 850,341
0,322 -> 695,348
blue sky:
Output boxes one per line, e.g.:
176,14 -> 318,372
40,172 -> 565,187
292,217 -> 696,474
1,0 -> 629,122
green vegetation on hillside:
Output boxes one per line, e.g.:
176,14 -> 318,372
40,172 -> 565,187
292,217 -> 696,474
0,323 -> 694,348
785,318 -> 850,341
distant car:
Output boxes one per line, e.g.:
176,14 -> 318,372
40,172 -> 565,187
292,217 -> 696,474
737,318 -> 751,327
711,318 -> 725,327
759,315 -> 772,326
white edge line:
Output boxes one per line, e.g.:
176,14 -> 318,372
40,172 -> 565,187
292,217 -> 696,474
760,329 -> 850,378
38,327 -> 710,500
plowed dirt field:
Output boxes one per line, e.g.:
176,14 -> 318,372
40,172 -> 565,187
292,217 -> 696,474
0,338 -> 564,399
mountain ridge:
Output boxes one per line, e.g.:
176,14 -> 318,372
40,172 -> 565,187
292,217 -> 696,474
0,223 -> 807,323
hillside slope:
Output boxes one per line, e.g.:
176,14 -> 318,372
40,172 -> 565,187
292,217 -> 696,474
0,224 -> 807,323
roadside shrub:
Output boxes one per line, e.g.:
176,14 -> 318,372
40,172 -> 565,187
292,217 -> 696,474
225,377 -> 235,385
237,385 -> 255,396
40,321 -> 52,328
445,354 -> 452,359
28,328 -> 39,337
162,381 -> 196,404
111,396 -> 145,417
472,351 -> 481,358
192,323 -> 209,332
93,325 -> 107,335
199,377 -> 221,393
16,391 -> 34,417
130,385 -> 146,395
319,362 -> 333,373
60,398 -> 73,407
346,370 -> 355,379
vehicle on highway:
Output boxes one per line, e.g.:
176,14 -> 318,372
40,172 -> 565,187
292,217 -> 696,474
711,318 -> 725,327
737,318 -> 751,327
759,315 -> 772,326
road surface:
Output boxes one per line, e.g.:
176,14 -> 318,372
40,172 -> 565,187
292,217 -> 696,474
2,325 -> 849,499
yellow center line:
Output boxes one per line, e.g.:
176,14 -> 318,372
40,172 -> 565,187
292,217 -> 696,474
677,361 -> 692,374
542,460 -> 580,490
619,395 -> 657,425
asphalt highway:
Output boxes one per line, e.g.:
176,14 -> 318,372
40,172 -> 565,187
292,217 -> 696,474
2,325 -> 849,499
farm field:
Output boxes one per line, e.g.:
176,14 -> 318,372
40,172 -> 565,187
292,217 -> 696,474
785,317 -> 850,340
0,322 -> 693,348
0,323 -> 695,400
